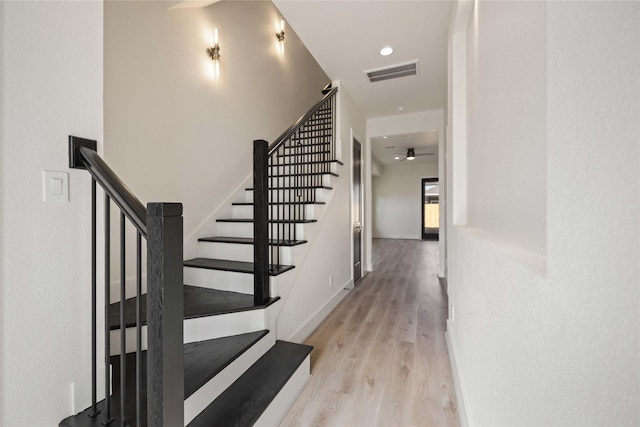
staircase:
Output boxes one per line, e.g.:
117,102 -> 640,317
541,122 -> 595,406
60,86 -> 339,426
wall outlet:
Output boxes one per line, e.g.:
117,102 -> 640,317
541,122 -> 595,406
329,275 -> 333,287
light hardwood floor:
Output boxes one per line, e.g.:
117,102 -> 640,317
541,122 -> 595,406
280,238 -> 458,427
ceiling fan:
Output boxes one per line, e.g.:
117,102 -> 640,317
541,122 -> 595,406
393,148 -> 435,161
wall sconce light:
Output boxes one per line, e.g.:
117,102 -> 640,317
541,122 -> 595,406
207,27 -> 221,79
407,148 -> 416,160
275,19 -> 285,56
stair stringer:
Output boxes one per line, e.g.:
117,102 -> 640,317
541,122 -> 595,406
183,302 -> 281,425
264,173 -> 347,341
184,173 -> 254,260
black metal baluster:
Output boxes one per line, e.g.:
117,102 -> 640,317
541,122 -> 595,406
306,127 -> 310,219
104,196 -> 114,425
120,213 -> 127,426
294,137 -> 300,242
312,110 -> 322,204
136,232 -> 142,427
272,159 -> 277,270
333,96 -> 337,162
90,179 -> 100,418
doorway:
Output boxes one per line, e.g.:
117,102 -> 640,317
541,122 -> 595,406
352,138 -> 363,283
422,178 -> 439,240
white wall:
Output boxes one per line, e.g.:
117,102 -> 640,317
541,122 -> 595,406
105,0 -> 366,366
277,82 -> 367,341
371,156 -> 382,177
104,0 -> 329,240
372,162 -> 438,239
446,1 -> 640,425
0,1 -> 103,425
467,0 -> 547,259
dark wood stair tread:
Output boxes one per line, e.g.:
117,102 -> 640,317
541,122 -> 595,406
269,171 -> 339,178
232,201 -> 325,206
278,150 -> 330,158
198,236 -> 307,246
183,331 -> 269,399
184,257 -> 294,276
245,185 -> 333,191
59,331 -> 270,427
216,218 -> 317,224
109,286 -> 279,330
269,159 -> 343,167
187,340 -> 313,427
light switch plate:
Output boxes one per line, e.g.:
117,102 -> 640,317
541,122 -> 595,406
43,171 -> 69,202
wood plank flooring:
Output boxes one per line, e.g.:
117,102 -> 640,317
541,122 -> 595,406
280,238 -> 458,427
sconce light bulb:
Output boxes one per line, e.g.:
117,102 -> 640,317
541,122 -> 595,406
275,19 -> 285,56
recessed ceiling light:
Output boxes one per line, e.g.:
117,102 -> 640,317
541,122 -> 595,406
383,136 -> 388,139
394,156 -> 400,160
379,47 -> 393,56
398,106 -> 405,112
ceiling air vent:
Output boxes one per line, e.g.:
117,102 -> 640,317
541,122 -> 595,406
365,60 -> 419,83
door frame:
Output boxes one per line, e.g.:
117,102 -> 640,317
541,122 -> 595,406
421,177 -> 440,240
350,129 -> 364,285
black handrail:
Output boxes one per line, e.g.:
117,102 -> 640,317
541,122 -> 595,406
78,146 -> 147,237
268,86 -> 338,156
254,86 -> 338,305
69,137 -> 183,426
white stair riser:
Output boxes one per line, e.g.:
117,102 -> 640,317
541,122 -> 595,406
184,266 -> 254,294
232,204 -> 316,219
184,332 -> 276,425
272,153 -> 333,165
216,221 -> 306,240
268,174 -> 332,188
109,308 -> 266,355
269,162 -> 338,175
184,267 -> 280,297
197,241 -> 293,265
244,188 -> 328,204
216,221 -> 253,238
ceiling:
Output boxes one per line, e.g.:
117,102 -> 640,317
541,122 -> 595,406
371,131 -> 439,165
273,0 -> 452,119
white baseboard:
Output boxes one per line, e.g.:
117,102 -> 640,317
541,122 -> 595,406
446,322 -> 469,427
286,280 -> 351,343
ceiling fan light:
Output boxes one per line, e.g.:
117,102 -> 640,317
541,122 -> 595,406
407,148 -> 415,160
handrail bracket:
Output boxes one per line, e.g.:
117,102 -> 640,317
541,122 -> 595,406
69,135 -> 97,169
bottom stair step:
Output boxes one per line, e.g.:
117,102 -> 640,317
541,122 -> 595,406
59,331 -> 270,427
188,340 -> 313,427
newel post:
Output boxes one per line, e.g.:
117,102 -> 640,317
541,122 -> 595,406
146,202 -> 184,426
254,140 -> 270,305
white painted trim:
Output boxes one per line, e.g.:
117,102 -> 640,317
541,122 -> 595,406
286,280 -> 351,343
350,129 -> 365,284
183,174 -> 252,260
254,355 -> 311,427
0,0 -> 4,418
184,332 -> 276,425
446,322 -> 469,427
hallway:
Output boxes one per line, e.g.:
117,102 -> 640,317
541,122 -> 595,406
280,239 -> 458,426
